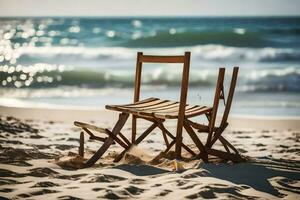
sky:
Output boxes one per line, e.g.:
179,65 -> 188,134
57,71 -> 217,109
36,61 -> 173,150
0,0 -> 299,17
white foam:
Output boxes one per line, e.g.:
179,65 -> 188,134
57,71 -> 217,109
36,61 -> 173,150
10,45 -> 300,63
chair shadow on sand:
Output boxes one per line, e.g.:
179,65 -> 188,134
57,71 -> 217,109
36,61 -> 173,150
114,164 -> 170,176
200,157 -> 300,197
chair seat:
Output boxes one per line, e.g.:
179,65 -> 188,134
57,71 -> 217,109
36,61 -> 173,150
105,97 -> 212,119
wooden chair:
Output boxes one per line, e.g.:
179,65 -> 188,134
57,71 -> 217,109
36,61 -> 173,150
185,67 -> 246,162
73,52 -> 244,167
74,52 -> 212,167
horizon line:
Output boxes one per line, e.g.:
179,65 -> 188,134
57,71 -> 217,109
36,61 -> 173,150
1,15 -> 300,18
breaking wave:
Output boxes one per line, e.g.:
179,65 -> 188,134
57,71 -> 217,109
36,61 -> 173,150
8,45 -> 300,66
1,64 -> 299,92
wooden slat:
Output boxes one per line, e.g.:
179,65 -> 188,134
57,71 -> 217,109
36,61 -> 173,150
134,102 -> 181,114
141,105 -> 196,116
106,98 -> 161,109
139,55 -> 185,63
107,103 -> 211,120
146,102 -> 180,111
140,105 -> 210,119
106,100 -> 166,113
117,97 -> 158,107
163,106 -> 212,119
150,104 -> 196,114
171,105 -> 204,115
74,121 -> 106,134
119,99 -> 167,109
107,100 -> 175,117
107,96 -> 212,120
132,100 -> 175,110
183,107 -> 213,118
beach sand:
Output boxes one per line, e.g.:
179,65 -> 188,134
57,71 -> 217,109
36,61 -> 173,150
0,106 -> 299,199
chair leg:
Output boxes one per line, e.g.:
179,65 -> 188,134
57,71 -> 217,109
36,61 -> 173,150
204,126 -> 244,162
219,136 -> 239,155
84,113 -> 129,167
205,114 -> 213,147
207,123 -> 228,148
161,129 -> 170,147
164,139 -> 176,154
207,149 -> 245,162
155,120 -> 196,157
113,122 -> 158,162
219,137 -> 231,153
183,120 -> 208,162
79,131 -> 84,157
118,131 -> 131,146
104,129 -> 129,149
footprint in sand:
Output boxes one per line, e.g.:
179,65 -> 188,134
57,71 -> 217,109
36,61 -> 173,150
152,183 -> 162,187
125,185 -> 146,195
130,178 -> 146,185
55,173 -> 87,181
27,167 -> 59,177
108,185 -> 119,188
0,147 -> 57,166
92,188 -> 105,192
157,189 -> 172,197
186,185 -> 255,199
255,143 -> 266,147
0,188 -> 14,193
0,178 -> 21,185
31,181 -> 60,188
18,189 -> 59,198
176,180 -> 188,186
58,195 -> 84,200
81,174 -> 126,183
100,190 -> 123,199
0,169 -> 26,178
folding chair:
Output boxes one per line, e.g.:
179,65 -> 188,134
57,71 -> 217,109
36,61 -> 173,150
74,52 -> 212,167
185,67 -> 246,162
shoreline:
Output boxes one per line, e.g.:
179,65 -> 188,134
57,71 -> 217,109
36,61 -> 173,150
1,105 -> 300,130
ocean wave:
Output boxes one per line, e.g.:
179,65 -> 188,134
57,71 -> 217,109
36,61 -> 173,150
241,67 -> 300,92
266,27 -> 300,35
122,30 -> 269,48
1,64 -> 299,92
11,45 -> 300,65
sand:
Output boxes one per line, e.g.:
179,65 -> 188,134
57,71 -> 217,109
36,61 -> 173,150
0,105 -> 299,199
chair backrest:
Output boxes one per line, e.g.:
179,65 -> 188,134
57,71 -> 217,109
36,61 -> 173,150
131,52 -> 191,143
133,52 -> 191,106
208,67 -> 239,132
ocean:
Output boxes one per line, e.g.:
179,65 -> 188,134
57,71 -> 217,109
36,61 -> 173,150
0,17 -> 299,117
